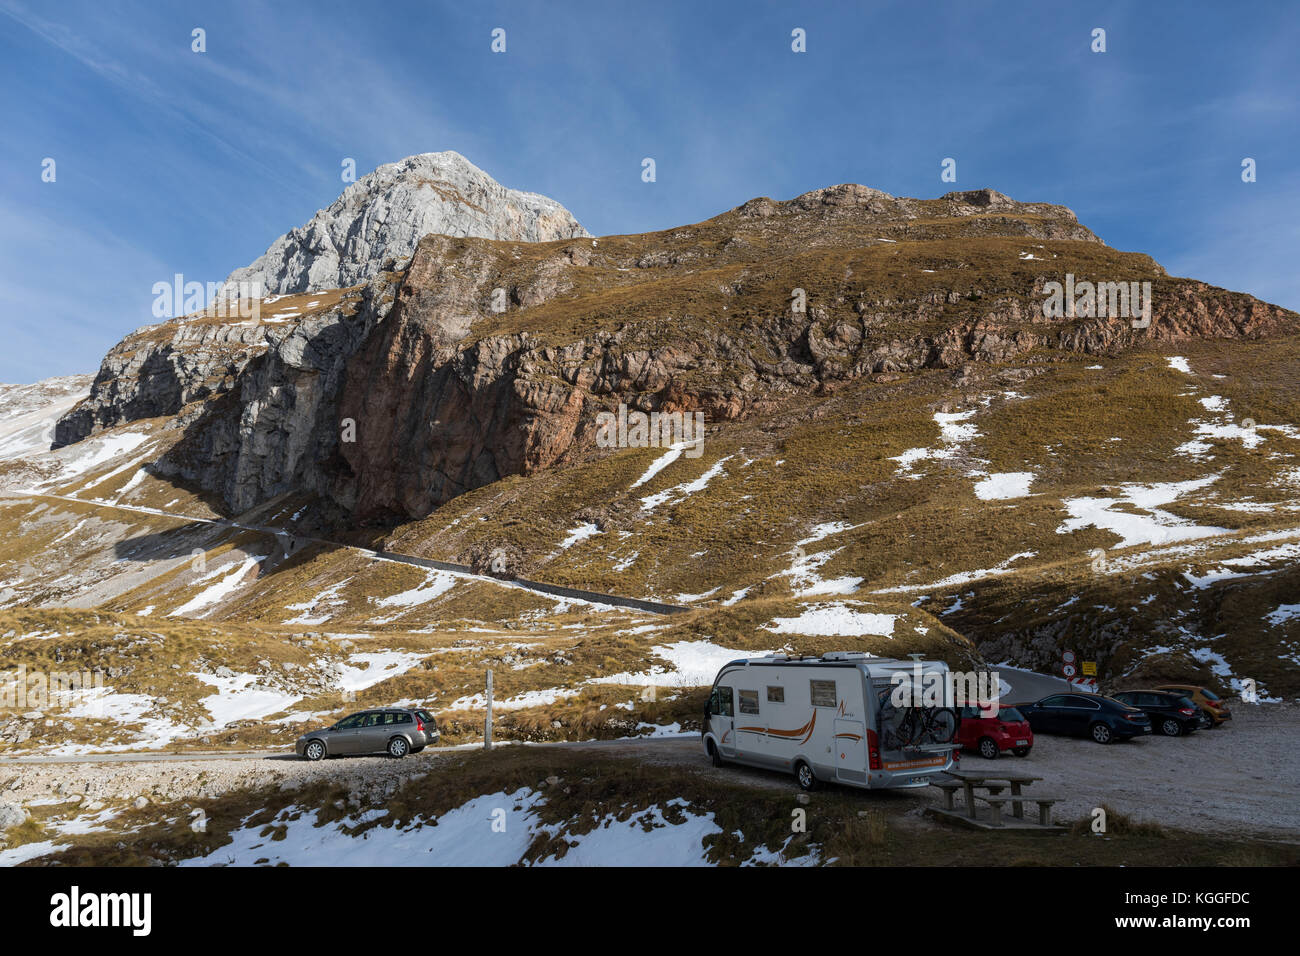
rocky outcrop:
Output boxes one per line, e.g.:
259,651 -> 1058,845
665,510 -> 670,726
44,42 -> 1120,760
733,185 -> 1105,245
53,320 -> 270,448
220,151 -> 589,299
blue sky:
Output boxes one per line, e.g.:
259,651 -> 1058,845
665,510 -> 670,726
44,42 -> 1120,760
2,0 -> 1297,383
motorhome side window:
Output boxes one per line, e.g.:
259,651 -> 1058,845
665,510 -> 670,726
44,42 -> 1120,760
710,686 -> 734,717
810,679 -> 837,708
738,689 -> 760,715
766,686 -> 784,703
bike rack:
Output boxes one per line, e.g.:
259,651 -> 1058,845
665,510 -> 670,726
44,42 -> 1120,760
910,743 -> 961,754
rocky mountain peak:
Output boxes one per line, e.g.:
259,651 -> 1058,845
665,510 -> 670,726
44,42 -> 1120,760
221,150 -> 590,298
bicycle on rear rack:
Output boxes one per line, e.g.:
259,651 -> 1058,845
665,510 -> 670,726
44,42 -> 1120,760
878,690 -> 957,750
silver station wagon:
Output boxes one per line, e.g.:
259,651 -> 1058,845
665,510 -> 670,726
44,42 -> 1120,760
296,707 -> 439,760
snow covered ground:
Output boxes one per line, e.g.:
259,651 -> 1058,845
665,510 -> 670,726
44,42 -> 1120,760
640,456 -> 732,512
587,640 -> 777,688
891,410 -> 979,476
972,471 -> 1035,500
1057,477 -> 1227,549
0,376 -> 91,461
169,553 -> 264,617
176,788 -> 812,867
764,603 -> 897,637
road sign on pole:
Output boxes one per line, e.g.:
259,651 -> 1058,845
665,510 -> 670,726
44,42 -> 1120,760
1081,661 -> 1097,676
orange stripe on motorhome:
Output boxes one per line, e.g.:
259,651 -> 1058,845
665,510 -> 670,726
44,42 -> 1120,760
800,710 -> 817,744
736,712 -> 820,744
739,712 -> 818,740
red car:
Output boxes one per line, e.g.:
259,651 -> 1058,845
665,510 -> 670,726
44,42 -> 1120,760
955,703 -> 1034,759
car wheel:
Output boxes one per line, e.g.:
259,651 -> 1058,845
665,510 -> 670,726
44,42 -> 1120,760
977,737 -> 1000,760
1090,722 -> 1113,744
387,736 -> 409,758
1012,746 -> 1031,757
795,760 -> 818,792
1160,718 -> 1182,737
304,739 -> 326,761
707,739 -> 724,767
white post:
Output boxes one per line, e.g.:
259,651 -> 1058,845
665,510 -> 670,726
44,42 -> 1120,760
485,668 -> 494,751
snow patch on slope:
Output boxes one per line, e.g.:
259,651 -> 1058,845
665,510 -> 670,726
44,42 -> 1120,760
764,603 -> 897,637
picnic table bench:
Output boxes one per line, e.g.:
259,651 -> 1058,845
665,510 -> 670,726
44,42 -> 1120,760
931,769 -> 1055,827
971,792 -> 1059,827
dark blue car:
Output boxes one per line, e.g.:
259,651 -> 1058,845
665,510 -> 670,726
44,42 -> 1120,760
1020,692 -> 1152,744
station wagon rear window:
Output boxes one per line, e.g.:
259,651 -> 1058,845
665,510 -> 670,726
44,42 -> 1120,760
810,680 -> 836,708
738,690 -> 760,715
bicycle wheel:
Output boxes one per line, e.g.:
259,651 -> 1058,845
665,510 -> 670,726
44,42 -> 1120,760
925,707 -> 958,744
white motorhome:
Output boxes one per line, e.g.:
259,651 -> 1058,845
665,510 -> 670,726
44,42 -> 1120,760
702,652 -> 958,791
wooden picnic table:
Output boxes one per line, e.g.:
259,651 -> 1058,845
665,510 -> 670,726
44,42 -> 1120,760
941,769 -> 1043,820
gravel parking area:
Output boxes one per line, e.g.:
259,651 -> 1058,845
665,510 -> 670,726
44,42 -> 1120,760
4,706 -> 1297,843
0,738 -> 704,810
1,751 -> 447,810
944,702 -> 1300,838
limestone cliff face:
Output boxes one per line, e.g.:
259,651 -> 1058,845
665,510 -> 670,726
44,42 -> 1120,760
220,151 -> 589,299
326,236 -> 611,518
152,277 -> 400,514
